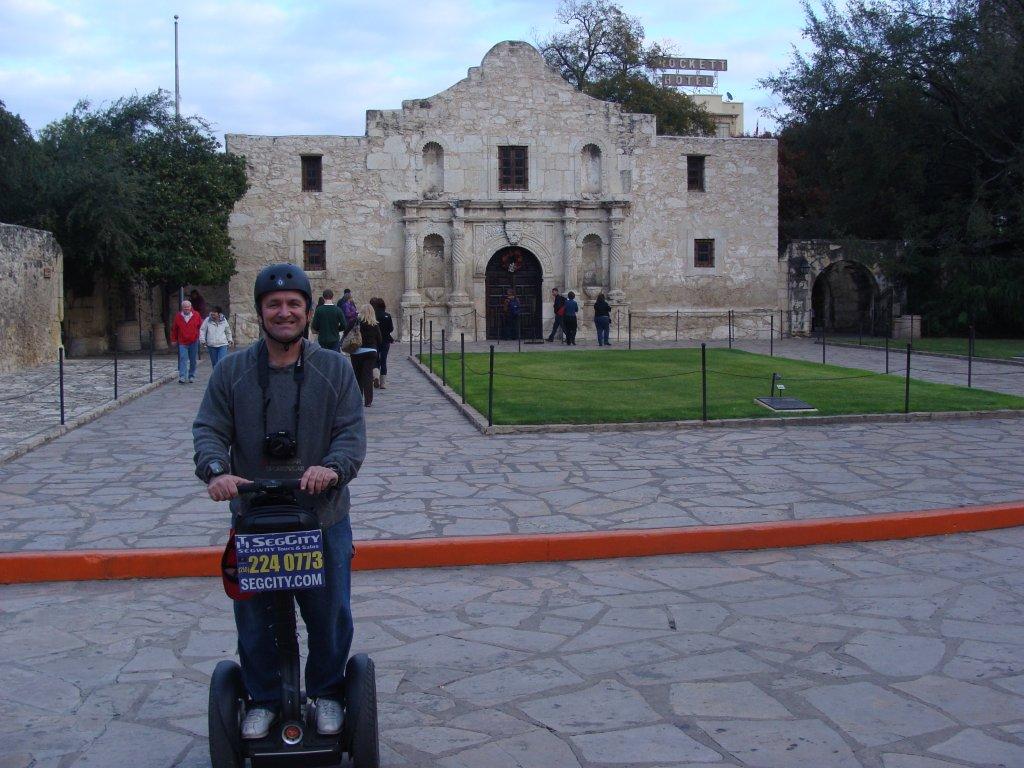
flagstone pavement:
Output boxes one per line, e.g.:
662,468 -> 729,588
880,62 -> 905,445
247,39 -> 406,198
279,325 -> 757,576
2,339 -> 1024,552
5,340 -> 1024,766
4,528 -> 1024,767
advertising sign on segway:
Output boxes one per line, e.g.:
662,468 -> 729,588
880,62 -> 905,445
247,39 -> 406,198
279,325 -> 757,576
236,528 -> 325,593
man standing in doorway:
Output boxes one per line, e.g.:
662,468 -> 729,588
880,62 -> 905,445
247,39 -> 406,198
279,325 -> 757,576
172,300 -> 203,383
546,287 -> 566,343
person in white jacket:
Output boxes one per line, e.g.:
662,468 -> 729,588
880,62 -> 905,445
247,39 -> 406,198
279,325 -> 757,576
200,306 -> 233,367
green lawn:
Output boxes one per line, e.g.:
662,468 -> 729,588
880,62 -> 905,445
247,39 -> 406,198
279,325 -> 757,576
419,348 -> 1024,425
848,336 -> 1024,360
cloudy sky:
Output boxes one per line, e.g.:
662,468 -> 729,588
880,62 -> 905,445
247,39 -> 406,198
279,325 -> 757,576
0,0 -> 812,138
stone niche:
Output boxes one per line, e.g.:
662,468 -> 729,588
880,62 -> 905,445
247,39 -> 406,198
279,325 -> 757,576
0,223 -> 64,372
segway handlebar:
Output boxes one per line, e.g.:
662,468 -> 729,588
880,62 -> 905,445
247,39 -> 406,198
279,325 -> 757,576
236,479 -> 303,495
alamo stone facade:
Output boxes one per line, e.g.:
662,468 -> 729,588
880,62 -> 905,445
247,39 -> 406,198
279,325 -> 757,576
226,41 -> 780,343
0,223 -> 63,373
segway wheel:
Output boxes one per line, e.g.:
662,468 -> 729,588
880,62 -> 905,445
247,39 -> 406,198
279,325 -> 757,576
209,660 -> 245,768
342,654 -> 380,768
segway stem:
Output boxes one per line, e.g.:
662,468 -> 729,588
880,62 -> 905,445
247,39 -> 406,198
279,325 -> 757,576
274,592 -> 303,723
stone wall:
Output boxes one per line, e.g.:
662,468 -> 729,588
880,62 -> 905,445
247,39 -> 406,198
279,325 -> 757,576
0,223 -> 63,372
226,41 -> 781,344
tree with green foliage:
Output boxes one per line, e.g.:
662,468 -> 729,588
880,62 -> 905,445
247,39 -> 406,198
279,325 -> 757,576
0,101 -> 43,225
539,0 -> 715,136
764,0 -> 1024,334
32,91 -> 248,298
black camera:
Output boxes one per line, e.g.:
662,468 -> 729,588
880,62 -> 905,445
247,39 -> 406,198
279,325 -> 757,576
263,431 -> 298,460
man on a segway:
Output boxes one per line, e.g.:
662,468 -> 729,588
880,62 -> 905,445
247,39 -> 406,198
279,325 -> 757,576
193,263 -> 367,741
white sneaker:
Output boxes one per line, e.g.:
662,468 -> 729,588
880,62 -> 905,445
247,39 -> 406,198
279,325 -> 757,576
316,697 -> 343,735
241,707 -> 276,739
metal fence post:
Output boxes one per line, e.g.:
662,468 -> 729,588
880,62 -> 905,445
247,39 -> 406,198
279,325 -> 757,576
441,329 -> 447,387
460,333 -> 466,404
148,331 -> 154,383
885,335 -> 890,374
968,325 -> 974,388
821,326 -> 826,365
409,315 -> 413,357
59,347 -> 65,425
113,332 -> 119,400
474,307 -> 479,343
429,320 -> 434,373
675,310 -> 679,343
628,312 -> 632,350
904,344 -> 912,414
616,309 -> 621,342
517,314 -> 522,353
487,345 -> 495,428
770,314 -> 774,357
728,310 -> 733,349
701,343 -> 708,422
419,317 -> 424,357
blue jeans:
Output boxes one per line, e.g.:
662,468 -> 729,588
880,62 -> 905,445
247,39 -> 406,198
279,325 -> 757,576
207,345 -> 227,367
378,341 -> 390,376
595,315 -> 611,345
178,341 -> 198,380
234,517 -> 354,706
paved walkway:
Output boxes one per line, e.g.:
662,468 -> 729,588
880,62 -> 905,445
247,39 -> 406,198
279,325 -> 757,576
0,355 -> 179,458
4,529 -> 1024,767
2,343 -> 1024,551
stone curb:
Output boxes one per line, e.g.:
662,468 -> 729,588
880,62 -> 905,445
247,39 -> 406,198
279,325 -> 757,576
820,339 -> 1024,367
408,354 -> 1024,435
0,372 -> 178,466
3,501 -> 1023,584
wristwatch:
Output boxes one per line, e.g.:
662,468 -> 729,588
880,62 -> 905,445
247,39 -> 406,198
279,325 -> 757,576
205,460 -> 228,483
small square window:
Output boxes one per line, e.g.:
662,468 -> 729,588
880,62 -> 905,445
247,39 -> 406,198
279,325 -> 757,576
499,146 -> 529,191
687,155 -> 705,192
301,155 -> 322,192
694,239 -> 715,268
303,240 -> 326,271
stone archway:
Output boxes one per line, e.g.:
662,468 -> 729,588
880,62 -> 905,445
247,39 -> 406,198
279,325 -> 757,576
485,246 -> 543,339
811,260 -> 880,333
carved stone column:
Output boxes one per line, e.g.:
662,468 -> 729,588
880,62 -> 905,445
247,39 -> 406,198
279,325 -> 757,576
449,209 -> 469,303
562,208 -> 578,295
399,213 -> 423,342
608,207 -> 626,303
447,206 -> 471,336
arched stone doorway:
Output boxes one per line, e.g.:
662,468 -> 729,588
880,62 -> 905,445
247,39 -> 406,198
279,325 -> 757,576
485,246 -> 543,340
811,260 -> 880,333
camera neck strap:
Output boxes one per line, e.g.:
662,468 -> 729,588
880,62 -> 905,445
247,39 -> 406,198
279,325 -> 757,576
257,339 -> 305,440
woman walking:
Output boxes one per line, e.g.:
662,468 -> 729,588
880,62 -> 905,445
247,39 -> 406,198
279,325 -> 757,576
370,297 -> 394,389
593,293 -> 612,346
199,306 -> 233,366
563,291 -> 580,345
350,303 -> 381,407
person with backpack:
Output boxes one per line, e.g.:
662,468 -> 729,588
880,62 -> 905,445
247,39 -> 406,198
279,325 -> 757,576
546,287 -> 566,343
562,291 -> 580,345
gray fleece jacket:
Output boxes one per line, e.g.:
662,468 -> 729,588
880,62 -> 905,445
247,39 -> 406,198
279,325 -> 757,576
192,339 -> 366,528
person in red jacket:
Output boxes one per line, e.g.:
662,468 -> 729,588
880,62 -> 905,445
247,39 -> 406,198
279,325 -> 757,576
171,300 -> 203,383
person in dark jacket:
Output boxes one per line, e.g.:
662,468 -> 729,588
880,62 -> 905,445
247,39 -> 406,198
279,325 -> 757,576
562,291 -> 580,345
369,297 -> 394,389
351,303 -> 381,407
311,289 -> 346,352
501,289 -> 521,340
594,293 -> 612,346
